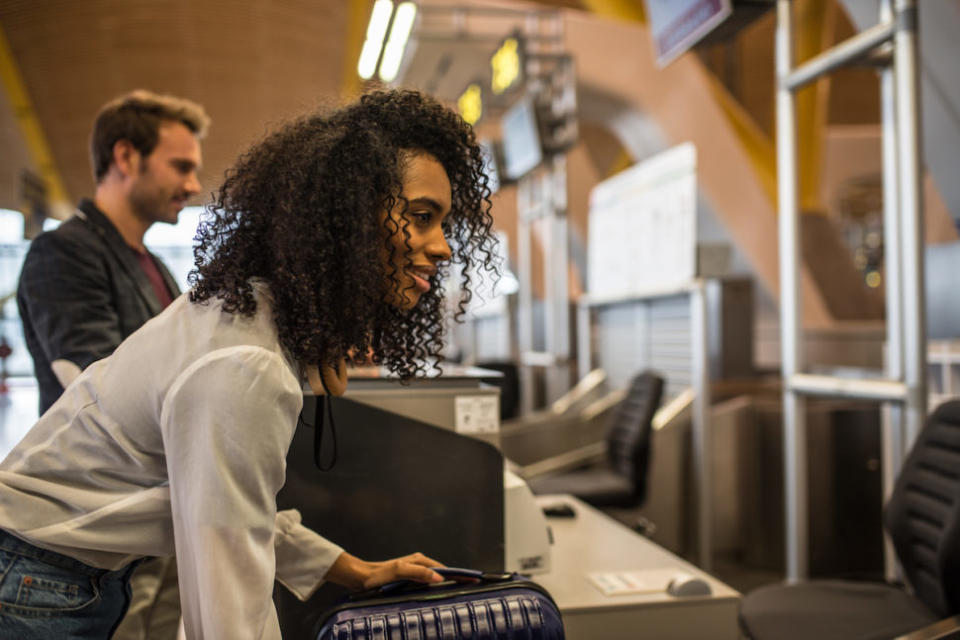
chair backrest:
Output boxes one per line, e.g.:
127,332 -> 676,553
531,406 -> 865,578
885,400 -> 960,618
475,361 -> 520,421
605,371 -> 665,502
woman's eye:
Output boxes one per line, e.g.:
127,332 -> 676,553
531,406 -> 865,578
412,212 -> 432,224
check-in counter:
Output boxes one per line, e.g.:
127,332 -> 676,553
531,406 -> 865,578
344,366 -> 502,448
535,495 -> 741,640
291,369 -> 739,640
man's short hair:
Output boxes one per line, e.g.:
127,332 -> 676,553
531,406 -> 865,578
90,89 -> 210,182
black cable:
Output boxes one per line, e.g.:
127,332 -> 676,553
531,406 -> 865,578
312,372 -> 338,471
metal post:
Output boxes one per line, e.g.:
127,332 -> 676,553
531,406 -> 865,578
690,281 -> 712,571
545,155 -> 570,404
879,0 -> 905,584
894,0 -> 926,448
776,0 -> 808,582
576,300 -> 590,381
517,176 -> 536,416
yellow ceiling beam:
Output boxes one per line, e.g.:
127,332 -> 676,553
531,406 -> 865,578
705,74 -> 778,206
0,20 -> 71,217
794,0 -> 836,214
578,0 -> 646,24
579,0 -> 777,205
340,0 -> 371,101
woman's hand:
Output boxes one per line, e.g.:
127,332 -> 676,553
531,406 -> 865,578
324,551 -> 446,591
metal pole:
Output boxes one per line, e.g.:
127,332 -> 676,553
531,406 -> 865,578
784,20 -> 895,91
894,0 -> 926,448
777,0 -> 808,582
545,156 -> 571,404
690,281 -> 712,571
879,0 -> 905,584
789,374 -> 907,401
576,301 -> 590,381
517,176 -> 536,416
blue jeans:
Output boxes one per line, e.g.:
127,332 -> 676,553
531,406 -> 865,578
0,529 -> 139,639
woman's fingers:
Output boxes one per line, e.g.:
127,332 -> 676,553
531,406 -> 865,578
361,558 -> 444,590
400,552 -> 445,569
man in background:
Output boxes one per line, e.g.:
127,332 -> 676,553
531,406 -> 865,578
16,89 -> 209,640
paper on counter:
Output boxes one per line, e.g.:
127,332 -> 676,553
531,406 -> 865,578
587,569 -> 678,596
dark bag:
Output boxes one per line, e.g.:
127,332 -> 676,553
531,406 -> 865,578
314,568 -> 565,639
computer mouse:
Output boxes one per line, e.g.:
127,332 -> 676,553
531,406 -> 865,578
541,503 -> 576,518
666,573 -> 712,597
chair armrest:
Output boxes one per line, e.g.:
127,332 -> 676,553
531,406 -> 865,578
515,441 -> 607,480
550,368 -> 607,415
894,615 -> 960,640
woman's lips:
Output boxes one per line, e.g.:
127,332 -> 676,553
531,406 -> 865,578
408,270 -> 431,293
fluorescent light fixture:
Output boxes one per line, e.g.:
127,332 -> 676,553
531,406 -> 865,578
357,0 -> 394,80
378,1 -> 417,83
0,208 -> 24,243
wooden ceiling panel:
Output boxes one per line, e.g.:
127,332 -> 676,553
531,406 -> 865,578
0,0 -> 359,210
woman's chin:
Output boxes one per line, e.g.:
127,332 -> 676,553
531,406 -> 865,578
387,289 -> 422,310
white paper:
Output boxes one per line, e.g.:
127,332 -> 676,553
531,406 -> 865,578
587,569 -> 678,596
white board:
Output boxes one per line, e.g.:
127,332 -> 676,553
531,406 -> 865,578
587,143 -> 697,300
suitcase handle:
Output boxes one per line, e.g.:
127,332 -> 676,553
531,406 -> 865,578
351,568 -> 515,600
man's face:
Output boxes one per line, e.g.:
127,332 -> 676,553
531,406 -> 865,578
382,152 -> 453,310
127,120 -> 202,225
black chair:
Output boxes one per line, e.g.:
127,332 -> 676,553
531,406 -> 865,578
527,371 -> 664,508
475,360 -> 520,421
739,400 -> 960,640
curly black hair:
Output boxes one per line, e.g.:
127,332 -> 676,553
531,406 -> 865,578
189,89 -> 498,379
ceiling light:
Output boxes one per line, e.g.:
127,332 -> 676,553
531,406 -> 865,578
378,2 -> 417,83
357,0 -> 395,80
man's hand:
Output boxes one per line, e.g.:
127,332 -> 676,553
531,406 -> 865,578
324,551 -> 445,591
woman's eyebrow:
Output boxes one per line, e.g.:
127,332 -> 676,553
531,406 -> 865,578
407,197 -> 445,213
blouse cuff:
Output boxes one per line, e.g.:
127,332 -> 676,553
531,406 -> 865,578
274,509 -> 345,601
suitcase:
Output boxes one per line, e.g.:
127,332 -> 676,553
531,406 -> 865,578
314,568 -> 565,639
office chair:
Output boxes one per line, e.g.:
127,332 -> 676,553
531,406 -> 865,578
526,371 -> 664,508
475,361 -> 520,421
739,399 -> 960,640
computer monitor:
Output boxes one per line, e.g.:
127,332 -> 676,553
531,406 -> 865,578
478,138 -> 501,194
500,97 -> 543,181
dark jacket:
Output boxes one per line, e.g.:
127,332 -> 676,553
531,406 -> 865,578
17,199 -> 181,414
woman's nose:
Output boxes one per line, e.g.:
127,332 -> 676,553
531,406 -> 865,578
428,228 -> 452,262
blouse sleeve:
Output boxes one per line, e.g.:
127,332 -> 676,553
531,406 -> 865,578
274,509 -> 344,600
161,345 -> 305,640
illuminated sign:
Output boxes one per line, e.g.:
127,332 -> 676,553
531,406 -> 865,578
491,37 -> 521,95
458,83 -> 483,125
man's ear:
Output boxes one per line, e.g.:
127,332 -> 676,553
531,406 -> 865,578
111,139 -> 140,178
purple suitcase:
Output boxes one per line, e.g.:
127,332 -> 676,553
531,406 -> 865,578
314,568 -> 565,639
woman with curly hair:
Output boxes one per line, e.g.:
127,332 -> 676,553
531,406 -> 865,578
0,89 -> 498,639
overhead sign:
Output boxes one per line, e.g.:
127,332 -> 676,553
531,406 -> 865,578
643,0 -> 732,67
458,83 -> 483,125
491,36 -> 521,95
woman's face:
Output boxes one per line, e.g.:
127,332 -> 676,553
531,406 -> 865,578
382,152 -> 453,310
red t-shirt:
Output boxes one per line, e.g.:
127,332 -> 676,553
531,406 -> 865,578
134,250 -> 174,308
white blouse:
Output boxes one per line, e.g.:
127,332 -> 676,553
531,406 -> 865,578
0,282 -> 344,639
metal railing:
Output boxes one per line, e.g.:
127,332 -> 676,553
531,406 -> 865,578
776,0 -> 923,581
